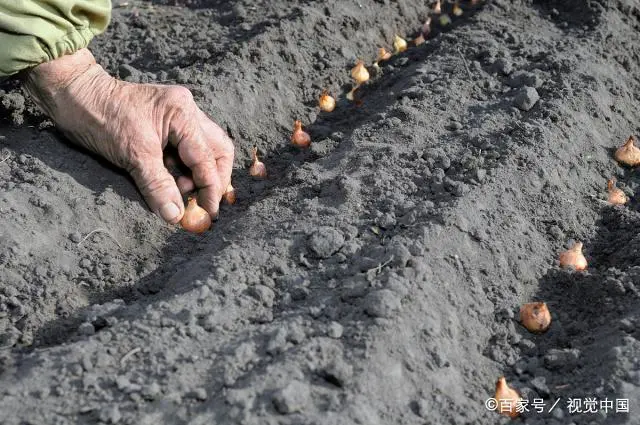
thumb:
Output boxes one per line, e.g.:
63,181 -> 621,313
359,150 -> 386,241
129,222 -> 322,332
129,156 -> 184,224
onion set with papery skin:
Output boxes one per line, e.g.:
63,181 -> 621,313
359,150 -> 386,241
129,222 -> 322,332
249,147 -> 267,178
223,183 -> 236,205
351,60 -> 370,84
347,60 -> 369,101
318,90 -> 336,112
559,241 -> 587,270
291,120 -> 311,148
180,197 -> 211,234
495,377 -> 521,418
393,35 -> 408,53
519,302 -> 551,333
614,135 -> 640,167
374,47 -> 392,67
607,177 -> 627,205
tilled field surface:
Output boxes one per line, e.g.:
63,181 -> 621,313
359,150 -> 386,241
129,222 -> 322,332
1,0 -> 640,424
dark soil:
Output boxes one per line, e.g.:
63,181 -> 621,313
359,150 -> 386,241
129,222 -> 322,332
1,0 -> 640,424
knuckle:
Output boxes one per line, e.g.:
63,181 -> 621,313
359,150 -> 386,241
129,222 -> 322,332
165,86 -> 194,105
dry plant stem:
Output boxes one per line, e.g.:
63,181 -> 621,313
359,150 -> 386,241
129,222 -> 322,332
78,228 -> 123,249
120,347 -> 141,365
457,47 -> 472,78
366,257 -> 394,274
0,154 -> 10,164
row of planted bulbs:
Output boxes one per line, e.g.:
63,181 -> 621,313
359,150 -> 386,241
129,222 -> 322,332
178,1 -> 637,420
496,135 -> 640,417
181,0 -> 479,232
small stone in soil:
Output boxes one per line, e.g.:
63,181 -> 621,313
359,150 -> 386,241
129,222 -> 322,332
530,376 -> 550,396
118,64 -> 141,82
514,86 -> 540,111
142,382 -> 162,400
544,348 -> 580,370
327,321 -> 344,339
99,405 -> 122,424
78,322 -> 95,336
320,358 -> 353,387
387,242 -> 411,268
247,285 -> 275,308
375,212 -> 396,229
307,227 -> 345,259
508,70 -> 543,88
493,57 -> 513,75
272,380 -> 310,414
446,121 -> 462,131
192,387 -> 207,401
266,327 -> 288,355
286,323 -> 306,344
364,290 -> 401,318
411,398 -> 429,418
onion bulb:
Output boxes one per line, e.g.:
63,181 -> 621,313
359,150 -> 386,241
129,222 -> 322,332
393,35 -> 408,54
318,90 -> 336,112
495,377 -> 521,418
559,241 -> 587,271
291,120 -> 311,148
223,183 -> 236,205
376,47 -> 392,63
453,2 -> 463,16
614,136 -> 640,167
249,147 -> 267,179
180,197 -> 211,234
432,0 -> 441,14
439,14 -> 452,26
519,302 -> 551,333
607,178 -> 627,205
351,60 -> 369,84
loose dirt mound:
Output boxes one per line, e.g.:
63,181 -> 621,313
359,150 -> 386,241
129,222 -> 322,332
1,0 -> 639,424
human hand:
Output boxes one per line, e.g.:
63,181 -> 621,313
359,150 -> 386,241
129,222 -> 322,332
24,48 -> 234,224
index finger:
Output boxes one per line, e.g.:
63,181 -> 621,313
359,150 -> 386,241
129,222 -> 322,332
174,109 -> 234,217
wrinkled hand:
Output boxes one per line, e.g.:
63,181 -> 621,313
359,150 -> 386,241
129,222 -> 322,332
24,48 -> 234,224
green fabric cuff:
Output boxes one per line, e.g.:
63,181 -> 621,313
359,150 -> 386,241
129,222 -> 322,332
0,0 -> 112,77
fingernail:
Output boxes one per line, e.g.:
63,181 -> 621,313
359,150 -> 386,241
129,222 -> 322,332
159,202 -> 181,223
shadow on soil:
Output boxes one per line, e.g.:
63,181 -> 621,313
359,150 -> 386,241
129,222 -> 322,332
508,206 -> 638,423
532,0 -> 604,31
1,2 -> 485,351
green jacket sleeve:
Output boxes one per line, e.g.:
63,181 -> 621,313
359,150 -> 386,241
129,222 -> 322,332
0,0 -> 111,77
